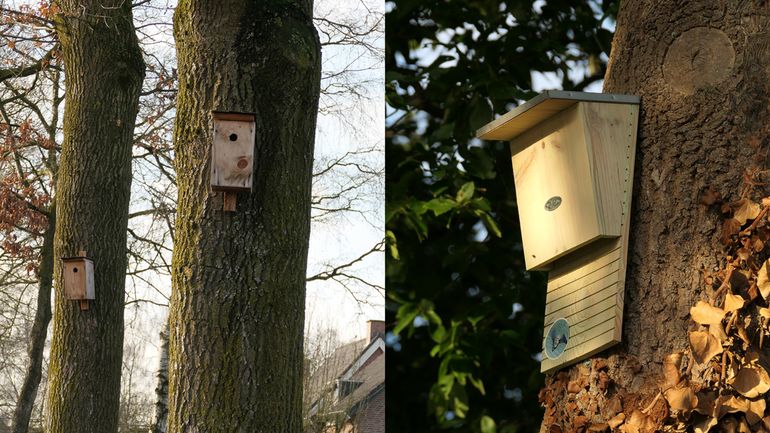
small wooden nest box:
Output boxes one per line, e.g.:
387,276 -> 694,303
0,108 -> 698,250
477,91 -> 640,373
211,111 -> 256,193
62,252 -> 94,310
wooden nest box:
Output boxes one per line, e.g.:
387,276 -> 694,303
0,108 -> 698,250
61,251 -> 95,311
477,91 -> 640,373
211,111 -> 256,211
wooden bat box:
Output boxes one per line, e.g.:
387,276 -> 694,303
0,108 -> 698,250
477,91 -> 640,373
62,255 -> 95,301
211,112 -> 256,192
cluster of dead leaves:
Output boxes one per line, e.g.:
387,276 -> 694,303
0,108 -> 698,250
657,193 -> 770,432
540,353 -> 678,433
539,193 -> 770,433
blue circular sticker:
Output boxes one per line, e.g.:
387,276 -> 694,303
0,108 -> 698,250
544,318 -> 569,359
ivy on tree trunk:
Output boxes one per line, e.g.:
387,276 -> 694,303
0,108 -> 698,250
167,0 -> 320,432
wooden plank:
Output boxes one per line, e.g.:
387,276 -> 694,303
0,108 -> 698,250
548,238 -> 621,281
223,192 -> 237,212
581,103 -> 637,237
511,104 -> 609,271
548,245 -> 621,289
545,279 -> 618,317
212,111 -> 255,122
545,289 -> 618,328
476,91 -> 639,141
547,259 -> 620,301
84,258 -> 95,300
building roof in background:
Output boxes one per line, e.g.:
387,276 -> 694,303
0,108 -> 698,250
305,338 -> 367,408
338,354 -> 385,415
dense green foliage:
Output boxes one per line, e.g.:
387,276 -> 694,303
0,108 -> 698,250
385,1 -> 617,431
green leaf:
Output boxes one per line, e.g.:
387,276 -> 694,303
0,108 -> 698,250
432,123 -> 455,141
456,181 -> 475,204
453,390 -> 469,418
481,415 -> 497,433
394,304 -> 419,335
469,375 -> 486,395
424,197 -> 457,216
385,230 -> 400,260
478,211 -> 502,238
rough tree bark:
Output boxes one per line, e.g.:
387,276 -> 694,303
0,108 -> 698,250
540,2 -> 770,432
45,1 -> 144,432
149,321 -> 170,433
167,1 -> 320,432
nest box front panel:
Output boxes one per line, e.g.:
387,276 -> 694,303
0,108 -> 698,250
211,117 -> 255,192
510,105 -> 605,271
62,258 -> 95,300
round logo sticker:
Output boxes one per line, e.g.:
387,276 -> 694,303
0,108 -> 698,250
544,196 -> 562,211
544,318 -> 569,359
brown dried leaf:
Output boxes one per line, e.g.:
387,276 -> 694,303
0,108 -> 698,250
663,353 -> 682,388
567,379 -> 584,394
709,322 -> 729,342
722,218 -> 742,245
737,247 -> 752,261
607,413 -> 625,429
690,331 -> 723,364
730,366 -> 770,398
620,410 -> 650,433
586,423 -> 609,433
691,301 -> 726,325
573,415 -> 589,431
737,322 -> 751,345
747,398 -> 766,426
760,308 -> 770,320
695,391 -> 716,415
731,271 -> 750,296
724,293 -> 746,312
733,199 -> 761,225
664,386 -> 698,411
758,261 -> 770,300
716,395 -> 750,419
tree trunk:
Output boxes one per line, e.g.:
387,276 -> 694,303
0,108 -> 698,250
45,1 -> 144,432
11,207 -> 54,433
540,2 -> 770,432
149,321 -> 169,433
166,1 -> 320,432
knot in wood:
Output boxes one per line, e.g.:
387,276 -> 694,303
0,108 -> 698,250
663,27 -> 735,95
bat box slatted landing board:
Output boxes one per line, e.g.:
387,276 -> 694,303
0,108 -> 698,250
477,91 -> 640,373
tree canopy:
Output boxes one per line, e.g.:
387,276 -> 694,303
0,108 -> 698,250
385,1 -> 617,431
